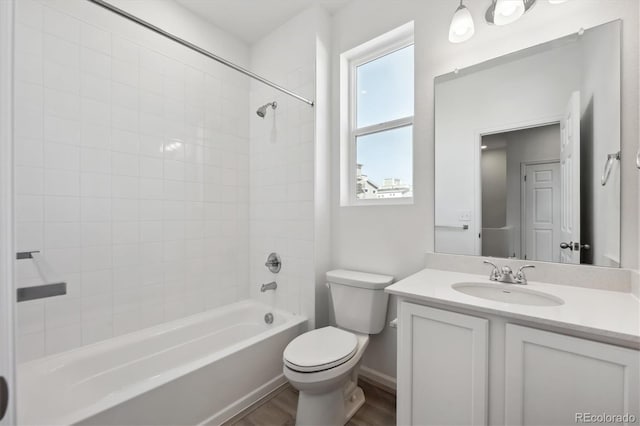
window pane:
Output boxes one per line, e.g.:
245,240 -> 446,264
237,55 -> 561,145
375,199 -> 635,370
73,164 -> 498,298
356,125 -> 413,200
357,45 -> 414,128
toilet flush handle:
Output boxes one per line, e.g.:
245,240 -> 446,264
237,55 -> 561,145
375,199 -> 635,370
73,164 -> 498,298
389,318 -> 398,329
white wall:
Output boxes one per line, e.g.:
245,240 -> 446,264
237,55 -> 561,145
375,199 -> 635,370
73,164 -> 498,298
580,22 -> 622,267
248,7 -> 329,325
313,11 -> 333,328
330,0 -> 639,381
105,0 -> 248,67
505,125 -> 560,259
14,0 -> 250,361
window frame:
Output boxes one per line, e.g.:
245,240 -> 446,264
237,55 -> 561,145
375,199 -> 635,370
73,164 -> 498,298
344,30 -> 415,207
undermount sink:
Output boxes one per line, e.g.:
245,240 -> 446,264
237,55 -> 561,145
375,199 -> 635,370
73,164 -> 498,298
451,282 -> 564,307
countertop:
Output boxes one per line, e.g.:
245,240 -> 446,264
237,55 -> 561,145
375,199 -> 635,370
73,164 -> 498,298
385,268 -> 640,348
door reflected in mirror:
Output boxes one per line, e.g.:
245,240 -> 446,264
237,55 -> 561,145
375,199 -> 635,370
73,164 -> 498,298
435,21 -> 621,267
481,124 -> 561,263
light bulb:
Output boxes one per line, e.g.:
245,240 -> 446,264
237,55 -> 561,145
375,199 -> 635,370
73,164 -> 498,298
494,0 -> 525,25
449,2 -> 475,43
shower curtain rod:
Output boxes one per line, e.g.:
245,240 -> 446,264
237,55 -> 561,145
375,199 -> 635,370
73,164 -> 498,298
87,0 -> 315,107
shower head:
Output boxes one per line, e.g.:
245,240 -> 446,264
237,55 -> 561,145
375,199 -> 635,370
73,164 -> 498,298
256,101 -> 277,118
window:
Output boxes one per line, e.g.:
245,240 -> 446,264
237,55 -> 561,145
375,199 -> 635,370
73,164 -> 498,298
341,23 -> 414,205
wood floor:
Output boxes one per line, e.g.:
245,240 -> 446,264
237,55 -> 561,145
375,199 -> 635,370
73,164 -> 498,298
224,380 -> 396,426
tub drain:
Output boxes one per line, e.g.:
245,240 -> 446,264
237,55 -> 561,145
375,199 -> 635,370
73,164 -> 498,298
264,312 -> 274,324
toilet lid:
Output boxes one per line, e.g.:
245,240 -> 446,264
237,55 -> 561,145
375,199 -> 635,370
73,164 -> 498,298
284,326 -> 358,373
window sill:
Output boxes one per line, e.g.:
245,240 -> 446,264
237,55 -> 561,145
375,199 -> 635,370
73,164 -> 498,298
342,197 -> 414,207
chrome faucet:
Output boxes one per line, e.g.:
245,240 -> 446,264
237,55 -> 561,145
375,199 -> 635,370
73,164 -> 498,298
483,260 -> 535,285
260,281 -> 278,292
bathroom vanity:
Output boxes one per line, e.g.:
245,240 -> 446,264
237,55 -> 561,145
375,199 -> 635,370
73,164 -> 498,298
386,268 -> 640,426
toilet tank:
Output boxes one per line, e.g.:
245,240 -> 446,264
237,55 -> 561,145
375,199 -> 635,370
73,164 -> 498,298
327,269 -> 394,334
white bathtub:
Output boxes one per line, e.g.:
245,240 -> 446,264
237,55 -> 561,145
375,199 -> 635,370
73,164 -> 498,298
17,300 -> 307,425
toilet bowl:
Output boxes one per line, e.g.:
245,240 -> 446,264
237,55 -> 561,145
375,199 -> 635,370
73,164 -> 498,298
283,327 -> 369,425
282,269 -> 393,425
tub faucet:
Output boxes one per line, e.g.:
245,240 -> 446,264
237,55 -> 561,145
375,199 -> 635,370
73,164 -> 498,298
261,281 -> 277,292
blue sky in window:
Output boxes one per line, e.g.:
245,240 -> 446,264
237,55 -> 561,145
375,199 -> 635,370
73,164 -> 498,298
357,126 -> 413,186
356,45 -> 414,186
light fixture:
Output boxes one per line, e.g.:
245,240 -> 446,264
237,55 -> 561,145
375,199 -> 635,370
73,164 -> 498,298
449,0 -> 475,44
481,145 -> 488,150
494,0 -> 525,25
485,0 -> 537,26
548,0 -> 567,3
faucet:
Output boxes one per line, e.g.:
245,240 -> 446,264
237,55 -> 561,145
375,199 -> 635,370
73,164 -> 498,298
483,260 -> 535,285
260,281 -> 277,292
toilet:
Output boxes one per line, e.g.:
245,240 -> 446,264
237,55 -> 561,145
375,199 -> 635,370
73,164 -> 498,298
283,269 -> 394,425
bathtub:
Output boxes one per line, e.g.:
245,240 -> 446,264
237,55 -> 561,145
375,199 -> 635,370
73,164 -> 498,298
17,300 -> 307,425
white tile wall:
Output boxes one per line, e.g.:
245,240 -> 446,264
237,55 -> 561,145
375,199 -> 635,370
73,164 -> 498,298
248,8 -> 318,320
14,0 -> 250,361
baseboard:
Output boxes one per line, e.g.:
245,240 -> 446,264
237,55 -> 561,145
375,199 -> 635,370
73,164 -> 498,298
199,374 -> 288,425
359,366 -> 397,394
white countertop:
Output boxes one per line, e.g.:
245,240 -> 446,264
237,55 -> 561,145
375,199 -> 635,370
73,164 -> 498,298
385,268 -> 640,347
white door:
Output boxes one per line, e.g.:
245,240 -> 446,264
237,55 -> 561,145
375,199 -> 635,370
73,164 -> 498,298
523,162 -> 561,262
505,324 -> 640,426
559,91 -> 581,264
0,0 -> 16,423
398,302 -> 488,426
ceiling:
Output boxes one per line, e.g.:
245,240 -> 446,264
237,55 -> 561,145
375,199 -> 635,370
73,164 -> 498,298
175,0 -> 351,44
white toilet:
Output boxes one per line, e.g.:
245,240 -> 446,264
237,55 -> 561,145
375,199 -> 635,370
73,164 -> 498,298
283,269 -> 393,425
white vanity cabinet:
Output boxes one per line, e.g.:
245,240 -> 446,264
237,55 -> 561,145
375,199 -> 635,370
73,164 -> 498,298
505,324 -> 639,426
397,301 -> 640,426
397,302 -> 489,426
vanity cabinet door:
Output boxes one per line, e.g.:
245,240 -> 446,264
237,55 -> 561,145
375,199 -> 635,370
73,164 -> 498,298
505,324 -> 640,426
398,302 -> 488,426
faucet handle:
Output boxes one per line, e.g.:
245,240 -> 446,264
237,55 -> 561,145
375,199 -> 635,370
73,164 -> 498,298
515,265 -> 535,283
483,260 -> 501,281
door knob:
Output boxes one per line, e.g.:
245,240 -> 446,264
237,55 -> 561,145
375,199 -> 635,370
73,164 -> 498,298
0,376 -> 8,420
560,242 -> 590,251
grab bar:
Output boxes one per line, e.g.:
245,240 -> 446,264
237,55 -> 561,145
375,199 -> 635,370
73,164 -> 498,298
15,251 -> 67,302
601,151 -> 620,186
435,224 -> 469,230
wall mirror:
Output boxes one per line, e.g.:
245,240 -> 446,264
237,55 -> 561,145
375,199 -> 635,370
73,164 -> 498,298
434,20 -> 621,267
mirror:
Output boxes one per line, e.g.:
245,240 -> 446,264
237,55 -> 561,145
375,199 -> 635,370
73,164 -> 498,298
435,21 -> 621,267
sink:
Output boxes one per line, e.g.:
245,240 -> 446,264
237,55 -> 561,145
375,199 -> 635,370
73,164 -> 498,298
451,282 -> 564,306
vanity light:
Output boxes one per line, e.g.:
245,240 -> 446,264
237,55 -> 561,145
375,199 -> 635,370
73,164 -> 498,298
494,0 -> 525,25
449,0 -> 475,44
485,0 -> 536,26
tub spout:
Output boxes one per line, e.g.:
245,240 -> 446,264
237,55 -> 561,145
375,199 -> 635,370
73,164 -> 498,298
261,281 -> 277,292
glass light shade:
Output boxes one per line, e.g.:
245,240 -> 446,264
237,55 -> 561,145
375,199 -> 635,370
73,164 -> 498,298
494,0 -> 525,26
449,4 -> 475,43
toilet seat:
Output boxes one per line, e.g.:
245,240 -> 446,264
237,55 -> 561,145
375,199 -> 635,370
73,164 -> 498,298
284,327 -> 358,373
